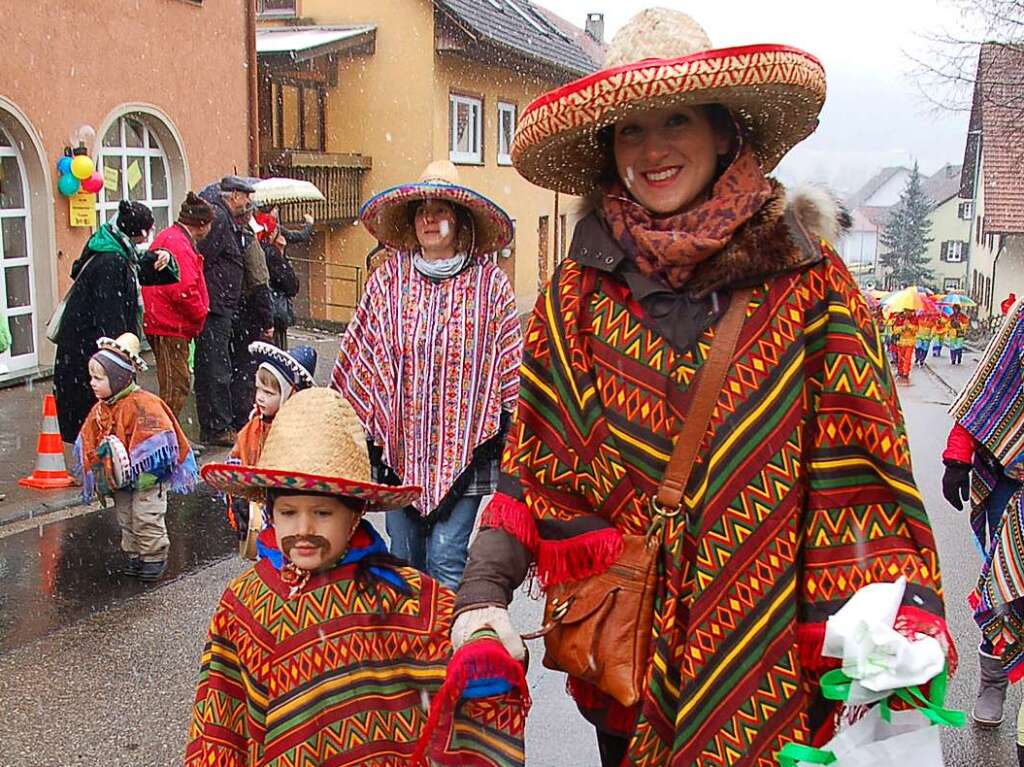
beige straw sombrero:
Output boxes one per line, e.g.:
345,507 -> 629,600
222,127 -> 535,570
359,160 -> 513,254
201,388 -> 421,510
96,332 -> 148,372
511,8 -> 827,195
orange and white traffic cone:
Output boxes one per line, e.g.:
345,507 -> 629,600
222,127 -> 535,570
18,394 -> 74,489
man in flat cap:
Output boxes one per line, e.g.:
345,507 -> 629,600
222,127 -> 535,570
194,176 -> 255,446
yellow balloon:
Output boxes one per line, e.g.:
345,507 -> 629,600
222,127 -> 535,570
70,154 -> 94,180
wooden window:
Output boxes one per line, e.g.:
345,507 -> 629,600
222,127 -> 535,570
958,200 -> 973,220
302,87 -> 323,151
271,82 -> 324,151
281,85 -> 300,149
497,102 -> 516,165
537,215 -> 550,290
450,94 -> 483,164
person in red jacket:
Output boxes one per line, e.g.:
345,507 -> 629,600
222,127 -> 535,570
142,193 -> 214,417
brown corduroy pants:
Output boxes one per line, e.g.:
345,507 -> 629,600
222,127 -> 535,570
149,335 -> 192,417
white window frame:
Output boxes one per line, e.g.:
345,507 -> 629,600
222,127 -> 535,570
958,200 -> 974,220
497,102 -> 516,166
943,240 -> 965,262
0,125 -> 37,374
96,115 -> 173,242
943,278 -> 962,292
449,94 -> 483,165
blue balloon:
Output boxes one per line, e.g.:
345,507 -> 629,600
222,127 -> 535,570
58,173 -> 80,196
57,156 -> 73,176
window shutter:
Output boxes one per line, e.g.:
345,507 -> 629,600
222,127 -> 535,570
940,241 -> 948,260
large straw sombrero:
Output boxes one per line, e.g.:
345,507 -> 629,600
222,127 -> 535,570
359,160 -> 513,254
201,388 -> 420,510
512,8 -> 827,195
96,333 -> 148,372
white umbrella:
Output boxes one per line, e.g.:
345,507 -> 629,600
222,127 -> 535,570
251,177 -> 325,206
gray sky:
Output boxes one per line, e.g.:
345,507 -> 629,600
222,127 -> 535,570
533,0 -> 975,196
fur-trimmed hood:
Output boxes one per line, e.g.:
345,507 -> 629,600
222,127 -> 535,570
571,181 -> 850,298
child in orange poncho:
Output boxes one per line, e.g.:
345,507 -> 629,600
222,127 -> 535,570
226,341 -> 316,558
74,333 -> 197,581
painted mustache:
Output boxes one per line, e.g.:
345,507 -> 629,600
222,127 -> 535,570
280,535 -> 331,557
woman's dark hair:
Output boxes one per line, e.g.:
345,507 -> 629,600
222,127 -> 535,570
596,103 -> 741,188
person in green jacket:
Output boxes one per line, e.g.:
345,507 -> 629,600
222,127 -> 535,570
53,200 -> 178,442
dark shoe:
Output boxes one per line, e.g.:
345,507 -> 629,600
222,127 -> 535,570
123,557 -> 142,577
138,559 -> 168,582
206,430 -> 237,448
973,650 -> 1008,727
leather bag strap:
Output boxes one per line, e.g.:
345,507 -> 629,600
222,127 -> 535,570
655,287 -> 752,513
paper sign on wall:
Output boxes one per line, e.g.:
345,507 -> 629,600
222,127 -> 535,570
103,166 -> 119,193
126,160 -> 142,191
69,192 -> 97,228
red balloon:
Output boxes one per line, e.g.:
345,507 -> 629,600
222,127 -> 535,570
81,171 -> 104,194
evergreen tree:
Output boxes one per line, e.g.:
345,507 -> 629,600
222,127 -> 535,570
879,163 -> 935,288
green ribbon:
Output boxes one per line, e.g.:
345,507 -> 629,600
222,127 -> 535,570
775,666 -> 964,766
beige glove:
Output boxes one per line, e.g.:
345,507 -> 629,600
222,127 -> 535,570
451,605 -> 525,661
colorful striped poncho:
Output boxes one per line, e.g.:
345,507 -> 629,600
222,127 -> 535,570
951,298 -> 1024,678
331,253 -> 521,516
484,245 -> 951,765
951,299 -> 1024,469
185,522 -> 526,767
73,386 -> 197,500
945,313 -> 969,350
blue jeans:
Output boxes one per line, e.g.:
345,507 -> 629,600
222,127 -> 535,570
385,495 -> 482,589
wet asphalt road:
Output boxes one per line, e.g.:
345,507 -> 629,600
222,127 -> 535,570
0,488 -> 234,654
0,362 -> 1019,766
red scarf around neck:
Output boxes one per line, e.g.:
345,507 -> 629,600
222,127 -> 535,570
601,146 -> 773,291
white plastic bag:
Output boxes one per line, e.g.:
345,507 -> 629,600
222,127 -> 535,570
822,576 -> 945,704
785,708 -> 942,767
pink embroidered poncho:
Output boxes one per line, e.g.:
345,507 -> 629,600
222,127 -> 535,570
331,253 -> 522,515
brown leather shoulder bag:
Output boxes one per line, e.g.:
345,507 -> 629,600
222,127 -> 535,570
522,288 -> 752,707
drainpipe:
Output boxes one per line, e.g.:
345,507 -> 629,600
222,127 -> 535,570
246,0 -> 260,175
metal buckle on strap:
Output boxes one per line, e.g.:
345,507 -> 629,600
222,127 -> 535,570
647,497 -> 681,541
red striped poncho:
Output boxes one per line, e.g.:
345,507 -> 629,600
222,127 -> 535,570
484,244 -> 953,765
332,253 -> 521,515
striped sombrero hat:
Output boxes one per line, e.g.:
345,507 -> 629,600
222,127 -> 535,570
511,8 -> 827,195
359,160 -> 513,254
201,388 -> 420,510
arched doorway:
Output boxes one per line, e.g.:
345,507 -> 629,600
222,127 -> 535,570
95,114 -> 175,235
0,123 -> 37,375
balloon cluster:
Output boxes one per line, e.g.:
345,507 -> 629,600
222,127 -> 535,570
57,148 -> 103,196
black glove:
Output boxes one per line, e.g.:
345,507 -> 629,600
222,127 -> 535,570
942,461 -> 971,510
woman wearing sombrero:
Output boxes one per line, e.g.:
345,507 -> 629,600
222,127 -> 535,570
449,9 -> 955,766
190,388 -> 528,766
331,160 -> 522,589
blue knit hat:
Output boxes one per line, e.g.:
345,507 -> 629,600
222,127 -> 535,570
249,342 -> 317,405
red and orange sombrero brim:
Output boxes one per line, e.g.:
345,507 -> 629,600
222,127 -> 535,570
512,44 -> 826,195
201,462 -> 421,511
